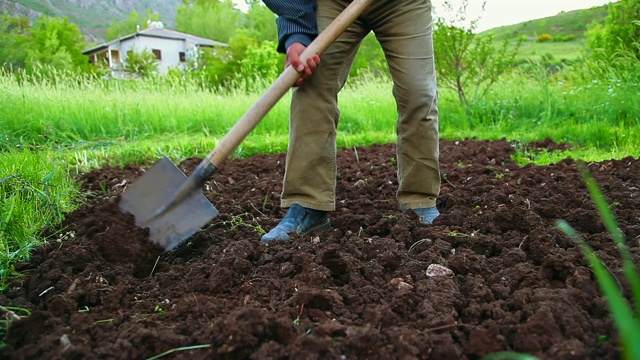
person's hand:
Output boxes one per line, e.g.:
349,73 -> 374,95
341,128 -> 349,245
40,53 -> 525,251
286,42 -> 320,87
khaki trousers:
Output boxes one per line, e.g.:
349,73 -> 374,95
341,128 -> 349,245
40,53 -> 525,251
281,0 -> 440,211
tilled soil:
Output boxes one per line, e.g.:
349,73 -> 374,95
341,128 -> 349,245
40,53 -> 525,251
1,139 -> 639,360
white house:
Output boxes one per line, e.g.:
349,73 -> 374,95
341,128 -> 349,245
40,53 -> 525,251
83,21 -> 227,77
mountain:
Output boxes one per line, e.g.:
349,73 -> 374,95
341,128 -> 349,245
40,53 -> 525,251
0,0 -> 182,43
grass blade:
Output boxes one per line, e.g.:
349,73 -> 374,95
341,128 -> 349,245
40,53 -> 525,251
558,220 -> 640,360
553,163 -> 640,360
480,351 -> 540,360
581,166 -> 640,317
145,344 -> 211,360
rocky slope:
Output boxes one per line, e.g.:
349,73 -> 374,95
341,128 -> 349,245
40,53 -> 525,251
1,0 -> 182,42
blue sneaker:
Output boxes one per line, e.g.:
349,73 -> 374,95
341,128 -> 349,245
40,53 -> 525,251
260,204 -> 331,243
413,207 -> 440,224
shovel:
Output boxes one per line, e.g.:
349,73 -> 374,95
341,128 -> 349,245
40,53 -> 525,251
119,0 -> 373,251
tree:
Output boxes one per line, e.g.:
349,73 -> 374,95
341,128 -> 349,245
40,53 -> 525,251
190,32 -> 260,87
106,9 -> 161,41
350,33 -> 387,78
176,0 -> 243,43
240,38 -> 281,82
586,0 -> 640,61
433,0 -> 523,109
242,1 -> 277,42
0,15 -> 31,70
26,16 -> 90,73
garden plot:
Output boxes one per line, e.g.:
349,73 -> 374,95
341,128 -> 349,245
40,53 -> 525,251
1,139 -> 638,359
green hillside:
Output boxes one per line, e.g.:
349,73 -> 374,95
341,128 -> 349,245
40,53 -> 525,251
481,4 -> 610,61
482,5 -> 609,41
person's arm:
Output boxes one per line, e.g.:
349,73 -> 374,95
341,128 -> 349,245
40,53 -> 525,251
262,0 -> 319,54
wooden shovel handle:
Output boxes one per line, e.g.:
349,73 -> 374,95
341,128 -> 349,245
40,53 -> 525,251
204,0 -> 373,168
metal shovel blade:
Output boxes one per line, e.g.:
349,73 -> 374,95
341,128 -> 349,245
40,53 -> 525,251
119,157 -> 219,251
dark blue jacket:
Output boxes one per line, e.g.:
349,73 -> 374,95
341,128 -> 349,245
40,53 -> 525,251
263,0 -> 319,53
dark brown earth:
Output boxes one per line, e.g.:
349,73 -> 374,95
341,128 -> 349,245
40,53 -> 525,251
1,138 -> 639,360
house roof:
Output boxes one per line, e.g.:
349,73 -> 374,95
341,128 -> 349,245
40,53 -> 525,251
83,26 -> 228,54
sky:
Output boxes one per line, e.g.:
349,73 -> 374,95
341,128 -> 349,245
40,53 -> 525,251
233,0 -> 616,32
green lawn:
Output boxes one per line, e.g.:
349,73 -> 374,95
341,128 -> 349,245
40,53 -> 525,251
514,40 -> 586,62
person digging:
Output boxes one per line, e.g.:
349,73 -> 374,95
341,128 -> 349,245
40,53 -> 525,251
261,0 -> 441,243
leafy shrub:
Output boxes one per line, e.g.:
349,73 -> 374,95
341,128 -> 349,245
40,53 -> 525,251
124,49 -> 159,78
536,33 -> 554,42
349,33 -> 388,78
187,32 -> 259,89
553,34 -> 576,42
432,0 -> 523,110
240,40 -> 282,83
586,0 -> 640,62
26,16 -> 91,74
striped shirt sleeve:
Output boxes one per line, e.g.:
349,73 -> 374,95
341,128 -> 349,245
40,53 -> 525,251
262,0 -> 319,53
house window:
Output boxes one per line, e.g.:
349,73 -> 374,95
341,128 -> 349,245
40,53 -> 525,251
152,49 -> 162,60
179,52 -> 186,62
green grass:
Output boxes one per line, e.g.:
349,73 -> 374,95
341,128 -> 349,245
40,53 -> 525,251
0,150 -> 79,284
514,40 -> 586,62
439,69 -> 640,159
